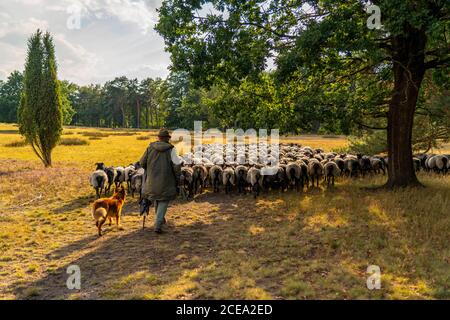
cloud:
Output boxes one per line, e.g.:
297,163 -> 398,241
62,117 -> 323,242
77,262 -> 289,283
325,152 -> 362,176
53,33 -> 102,84
0,0 -> 170,84
64,0 -> 157,34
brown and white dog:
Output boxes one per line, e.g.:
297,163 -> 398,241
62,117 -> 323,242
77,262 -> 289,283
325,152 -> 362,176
92,186 -> 126,236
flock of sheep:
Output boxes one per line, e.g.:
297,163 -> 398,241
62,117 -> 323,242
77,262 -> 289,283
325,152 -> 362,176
89,143 -> 449,199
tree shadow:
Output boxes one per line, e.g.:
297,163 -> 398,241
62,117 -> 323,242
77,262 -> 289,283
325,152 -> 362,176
0,129 -> 19,134
10,188 -> 446,300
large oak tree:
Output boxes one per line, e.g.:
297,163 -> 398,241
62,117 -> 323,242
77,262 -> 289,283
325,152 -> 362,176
156,0 -> 450,188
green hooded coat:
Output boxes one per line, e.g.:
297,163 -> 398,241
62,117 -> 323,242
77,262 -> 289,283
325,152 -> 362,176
139,141 -> 181,201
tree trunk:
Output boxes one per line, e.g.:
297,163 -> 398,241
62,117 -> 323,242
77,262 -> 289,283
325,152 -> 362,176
385,28 -> 427,188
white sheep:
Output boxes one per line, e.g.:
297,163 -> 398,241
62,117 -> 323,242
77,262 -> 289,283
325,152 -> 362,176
324,161 -> 340,187
307,159 -> 324,187
247,166 -> 263,198
222,167 -> 236,194
89,169 -> 108,198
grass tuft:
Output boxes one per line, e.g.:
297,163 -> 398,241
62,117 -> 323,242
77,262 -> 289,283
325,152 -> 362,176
59,138 -> 89,146
4,140 -> 28,148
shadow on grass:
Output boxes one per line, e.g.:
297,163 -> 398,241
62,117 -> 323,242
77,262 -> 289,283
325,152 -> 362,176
51,195 -> 94,214
11,182 -> 449,300
0,129 -> 19,134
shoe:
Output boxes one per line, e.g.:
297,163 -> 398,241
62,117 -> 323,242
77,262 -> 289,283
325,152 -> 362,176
155,228 -> 164,234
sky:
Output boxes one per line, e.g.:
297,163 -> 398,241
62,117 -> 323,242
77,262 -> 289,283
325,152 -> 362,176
0,0 -> 171,85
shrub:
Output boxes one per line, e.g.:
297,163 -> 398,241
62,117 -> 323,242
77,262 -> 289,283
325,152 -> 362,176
59,138 -> 89,146
80,132 -> 109,138
111,132 -> 138,136
333,131 -> 387,155
5,140 -> 28,148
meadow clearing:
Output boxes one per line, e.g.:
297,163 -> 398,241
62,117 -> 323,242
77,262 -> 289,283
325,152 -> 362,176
0,122 -> 449,300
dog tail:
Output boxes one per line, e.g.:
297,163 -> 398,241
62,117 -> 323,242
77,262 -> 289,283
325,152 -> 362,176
93,207 -> 107,225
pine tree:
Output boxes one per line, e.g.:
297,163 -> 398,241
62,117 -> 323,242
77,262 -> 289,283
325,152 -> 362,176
18,30 -> 63,167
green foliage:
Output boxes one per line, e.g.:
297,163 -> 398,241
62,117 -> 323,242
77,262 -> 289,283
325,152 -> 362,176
0,71 -> 24,123
18,30 -> 63,167
59,80 -> 76,125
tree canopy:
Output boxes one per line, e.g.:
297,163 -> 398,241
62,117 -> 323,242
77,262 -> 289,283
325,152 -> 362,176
156,0 -> 450,187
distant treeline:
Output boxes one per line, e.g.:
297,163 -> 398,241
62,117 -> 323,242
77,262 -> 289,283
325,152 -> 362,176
1,69 -> 449,151
0,70 -> 354,134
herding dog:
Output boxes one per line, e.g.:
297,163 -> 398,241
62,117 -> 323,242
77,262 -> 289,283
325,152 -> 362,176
92,186 -> 126,236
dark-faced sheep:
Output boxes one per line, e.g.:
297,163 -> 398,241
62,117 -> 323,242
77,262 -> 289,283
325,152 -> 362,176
247,167 -> 263,198
114,166 -> 125,187
370,157 -> 385,175
344,156 -> 360,177
324,161 -> 340,187
286,162 -> 302,191
357,154 -> 372,177
209,165 -> 223,193
223,167 -> 236,194
192,164 -> 208,194
104,167 -> 117,194
181,167 -> 194,199
307,159 -> 324,187
89,169 -> 108,198
334,158 -> 345,175
130,171 -> 144,199
427,155 -> 449,174
234,165 -> 249,194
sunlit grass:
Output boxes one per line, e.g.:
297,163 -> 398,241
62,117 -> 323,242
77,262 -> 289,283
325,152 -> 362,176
0,123 -> 449,300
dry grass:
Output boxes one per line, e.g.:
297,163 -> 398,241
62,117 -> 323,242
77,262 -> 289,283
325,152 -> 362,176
0,123 -> 449,300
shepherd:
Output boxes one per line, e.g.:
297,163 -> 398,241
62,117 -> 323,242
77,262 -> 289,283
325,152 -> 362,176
139,128 -> 182,234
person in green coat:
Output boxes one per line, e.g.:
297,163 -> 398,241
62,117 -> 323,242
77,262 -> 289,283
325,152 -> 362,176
140,128 -> 181,233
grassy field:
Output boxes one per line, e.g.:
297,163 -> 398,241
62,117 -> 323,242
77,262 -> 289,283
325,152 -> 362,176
0,123 -> 449,300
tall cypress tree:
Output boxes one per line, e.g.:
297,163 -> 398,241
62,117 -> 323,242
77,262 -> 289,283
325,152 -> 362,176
18,30 -> 63,167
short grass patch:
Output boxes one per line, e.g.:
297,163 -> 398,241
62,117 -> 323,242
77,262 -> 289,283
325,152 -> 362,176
0,123 -> 449,300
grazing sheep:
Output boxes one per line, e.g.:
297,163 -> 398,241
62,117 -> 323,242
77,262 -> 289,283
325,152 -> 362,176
222,167 -> 236,194
124,164 -> 136,192
370,157 -> 385,175
357,154 -> 372,177
324,161 -> 340,187
247,167 -> 263,198
192,164 -> 209,194
308,159 -> 324,187
234,165 -> 249,194
286,162 -> 302,191
181,167 -> 194,199
130,172 -> 144,199
334,158 -> 345,175
89,169 -> 108,198
344,156 -> 360,177
115,166 -> 125,186
427,155 -> 449,174
209,165 -> 223,193
104,167 -> 117,194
